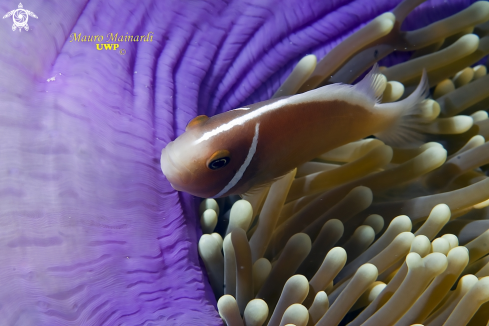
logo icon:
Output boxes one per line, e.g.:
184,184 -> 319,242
3,3 -> 38,32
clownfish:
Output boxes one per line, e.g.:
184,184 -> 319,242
161,65 -> 428,198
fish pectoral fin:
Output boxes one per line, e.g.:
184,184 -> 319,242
240,182 -> 271,200
240,170 -> 295,199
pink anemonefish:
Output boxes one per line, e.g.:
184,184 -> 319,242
161,65 -> 429,198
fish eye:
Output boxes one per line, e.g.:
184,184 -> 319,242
206,150 -> 231,170
208,157 -> 230,170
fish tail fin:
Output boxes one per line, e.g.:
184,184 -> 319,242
374,71 -> 430,147
352,63 -> 386,106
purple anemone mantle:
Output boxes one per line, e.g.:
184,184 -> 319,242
0,0 -> 477,324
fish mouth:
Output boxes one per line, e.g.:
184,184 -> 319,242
160,142 -> 193,188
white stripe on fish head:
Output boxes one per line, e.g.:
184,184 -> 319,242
213,122 -> 260,198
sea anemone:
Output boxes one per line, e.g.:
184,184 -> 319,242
1,0 -> 487,325
198,0 -> 489,325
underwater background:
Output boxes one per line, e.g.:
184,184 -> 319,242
0,0 -> 486,325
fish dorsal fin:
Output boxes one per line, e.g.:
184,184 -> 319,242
374,70 -> 430,147
353,63 -> 386,105
186,115 -> 209,131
